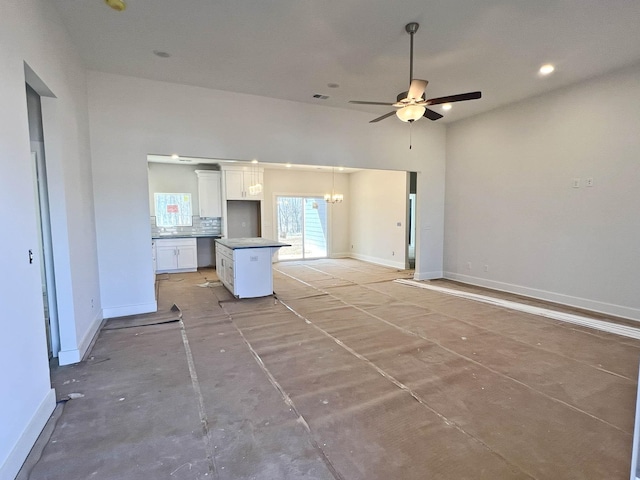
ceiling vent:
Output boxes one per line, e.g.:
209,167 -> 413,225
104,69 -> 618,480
313,94 -> 329,100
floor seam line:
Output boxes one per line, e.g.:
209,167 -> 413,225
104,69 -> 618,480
274,267 -> 633,435
277,265 -> 636,376
216,298 -> 345,480
275,295 -> 537,480
178,313 -> 219,478
278,266 -> 637,381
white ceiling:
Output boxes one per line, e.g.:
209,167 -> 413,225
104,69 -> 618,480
53,0 -> 640,123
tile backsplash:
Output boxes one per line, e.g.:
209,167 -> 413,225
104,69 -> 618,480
150,216 -> 221,237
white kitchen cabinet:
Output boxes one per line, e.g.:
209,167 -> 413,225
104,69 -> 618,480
223,167 -> 264,200
195,170 -> 222,218
155,238 -> 198,273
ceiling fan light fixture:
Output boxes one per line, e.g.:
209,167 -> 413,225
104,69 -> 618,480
442,103 -> 452,111
396,105 -> 425,122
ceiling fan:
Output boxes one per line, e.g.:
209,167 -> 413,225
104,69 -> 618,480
349,22 -> 481,123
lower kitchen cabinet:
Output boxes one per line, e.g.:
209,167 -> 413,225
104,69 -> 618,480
155,238 -> 198,273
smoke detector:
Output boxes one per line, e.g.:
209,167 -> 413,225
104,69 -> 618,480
105,0 -> 126,12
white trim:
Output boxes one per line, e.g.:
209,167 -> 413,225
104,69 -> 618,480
349,253 -> 406,270
414,270 -> 443,281
396,279 -> 640,340
630,363 -> 640,480
444,272 -> 640,323
102,301 -> 158,320
0,389 -> 55,480
57,311 -> 104,365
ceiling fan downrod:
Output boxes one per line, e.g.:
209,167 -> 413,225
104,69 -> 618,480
406,22 -> 419,84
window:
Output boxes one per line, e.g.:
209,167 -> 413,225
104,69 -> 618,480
154,193 -> 192,227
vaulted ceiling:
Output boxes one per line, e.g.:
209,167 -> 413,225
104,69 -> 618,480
53,0 -> 640,123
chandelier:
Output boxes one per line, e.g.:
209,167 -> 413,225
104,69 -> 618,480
324,167 -> 343,204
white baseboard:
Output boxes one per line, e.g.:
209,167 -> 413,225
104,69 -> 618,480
102,301 -> 157,320
444,272 -> 640,322
349,253 -> 406,270
57,311 -> 104,366
1,388 -> 55,480
330,252 -> 351,259
414,270 -> 444,281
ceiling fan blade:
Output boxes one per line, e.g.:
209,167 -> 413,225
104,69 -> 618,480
407,79 -> 428,100
426,91 -> 482,106
349,100 -> 394,106
369,111 -> 397,123
423,108 -> 443,121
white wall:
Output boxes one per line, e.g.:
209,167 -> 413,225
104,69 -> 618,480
445,64 -> 640,321
87,72 -> 448,316
262,169 -> 350,257
349,170 -> 408,269
0,0 -> 101,477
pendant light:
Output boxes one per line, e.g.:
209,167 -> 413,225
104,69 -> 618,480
324,167 -> 343,204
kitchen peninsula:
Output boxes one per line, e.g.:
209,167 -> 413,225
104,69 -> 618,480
215,238 -> 290,298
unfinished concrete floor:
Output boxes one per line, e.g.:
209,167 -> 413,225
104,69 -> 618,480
21,259 -> 640,479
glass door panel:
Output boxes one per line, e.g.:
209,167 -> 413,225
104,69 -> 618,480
277,196 -> 327,260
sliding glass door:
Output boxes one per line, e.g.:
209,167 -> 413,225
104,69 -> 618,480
276,196 -> 328,260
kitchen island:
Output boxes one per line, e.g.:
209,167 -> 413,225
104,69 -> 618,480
215,238 -> 291,298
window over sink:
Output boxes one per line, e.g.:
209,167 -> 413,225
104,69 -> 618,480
154,193 -> 192,227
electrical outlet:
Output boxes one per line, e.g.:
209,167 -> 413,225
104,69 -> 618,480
392,251 -> 395,256
484,265 -> 489,272
586,177 -> 594,187
467,262 -> 472,270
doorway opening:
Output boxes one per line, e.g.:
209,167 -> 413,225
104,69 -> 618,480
408,172 -> 417,269
26,83 -> 60,358
276,196 -> 328,260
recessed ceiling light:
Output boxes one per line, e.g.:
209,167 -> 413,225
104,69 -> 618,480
442,103 -> 452,111
286,163 -> 292,168
170,154 -> 180,160
338,167 -> 344,171
153,50 -> 171,58
251,159 -> 258,164
539,64 -> 555,76
327,83 -> 340,89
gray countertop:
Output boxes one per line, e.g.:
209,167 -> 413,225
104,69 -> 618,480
152,234 -> 221,240
215,237 -> 291,249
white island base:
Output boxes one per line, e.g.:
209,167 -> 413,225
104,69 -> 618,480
215,238 -> 290,298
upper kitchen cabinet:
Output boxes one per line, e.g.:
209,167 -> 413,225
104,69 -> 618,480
195,170 -> 222,218
222,166 -> 264,201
